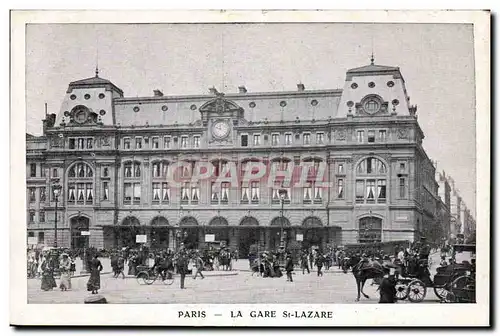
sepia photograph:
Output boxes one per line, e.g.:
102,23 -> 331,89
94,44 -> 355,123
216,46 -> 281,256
10,10 -> 490,326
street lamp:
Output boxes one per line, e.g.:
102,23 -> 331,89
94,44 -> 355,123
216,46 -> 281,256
52,183 -> 62,248
278,189 -> 287,252
176,229 -> 188,251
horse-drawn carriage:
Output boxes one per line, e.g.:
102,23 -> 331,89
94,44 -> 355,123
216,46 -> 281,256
394,244 -> 476,303
201,242 -> 233,271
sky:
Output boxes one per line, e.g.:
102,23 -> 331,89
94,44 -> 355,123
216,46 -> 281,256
25,23 -> 476,216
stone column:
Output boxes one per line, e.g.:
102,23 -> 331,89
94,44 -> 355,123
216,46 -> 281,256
265,228 -> 271,250
259,229 -> 265,251
168,229 -> 175,251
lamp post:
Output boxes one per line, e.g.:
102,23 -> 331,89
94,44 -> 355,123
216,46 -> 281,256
278,189 -> 287,252
176,229 -> 188,251
52,183 -> 62,248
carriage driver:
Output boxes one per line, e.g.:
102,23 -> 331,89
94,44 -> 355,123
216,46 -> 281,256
418,237 -> 431,261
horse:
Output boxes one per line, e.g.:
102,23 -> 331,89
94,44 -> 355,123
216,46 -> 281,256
352,260 -> 385,301
342,255 -> 361,273
251,259 -> 264,276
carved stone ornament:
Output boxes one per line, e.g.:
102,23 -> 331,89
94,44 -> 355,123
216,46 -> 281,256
101,137 -> 111,147
397,128 -> 409,139
336,129 -> 347,140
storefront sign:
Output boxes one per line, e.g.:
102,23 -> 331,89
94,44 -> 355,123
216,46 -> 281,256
205,234 -> 215,242
296,234 -> 304,241
136,234 -> 147,243
27,237 -> 37,245
81,231 -> 90,236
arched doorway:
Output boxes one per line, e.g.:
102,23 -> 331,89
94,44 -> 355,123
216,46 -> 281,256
206,216 -> 230,246
118,216 -> 141,248
358,216 -> 382,243
269,216 -> 291,250
238,216 -> 260,258
179,216 -> 199,249
150,216 -> 170,249
70,216 -> 90,249
301,216 -> 324,250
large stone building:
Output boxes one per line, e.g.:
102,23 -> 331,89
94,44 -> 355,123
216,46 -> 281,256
26,59 -> 440,255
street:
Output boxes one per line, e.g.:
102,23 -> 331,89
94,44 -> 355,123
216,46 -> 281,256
27,253 -> 443,304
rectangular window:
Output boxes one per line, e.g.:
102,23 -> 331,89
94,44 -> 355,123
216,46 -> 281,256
28,188 -> 36,202
221,182 -> 229,204
366,180 -> 376,203
103,167 -> 109,177
181,183 -> 190,204
124,163 -> 132,178
124,183 -> 132,204
77,183 -> 85,203
211,182 -> 220,204
193,136 -> 201,148
253,134 -> 261,146
379,130 -> 387,142
338,164 -> 344,174
303,185 -> 312,204
40,187 -> 46,202
357,130 -> 364,143
87,138 -> 93,149
241,134 -> 248,147
123,138 -> 131,149
30,163 -> 36,177
85,183 -> 93,202
52,168 -> 58,178
250,181 -> 259,204
368,130 -> 375,143
316,132 -> 325,144
152,182 -> 161,203
356,180 -> 365,203
152,163 -> 160,178
284,133 -> 292,145
241,183 -> 249,203
271,134 -> 279,146
399,178 -> 406,198
28,211 -> 35,223
272,186 -> 291,204
191,183 -> 200,204
164,137 -> 171,149
181,136 -> 188,148
367,158 -> 373,174
38,232 -> 45,244
68,184 -> 75,202
337,179 -> 344,199
400,163 -> 406,171
133,183 -> 141,203
135,138 -> 142,149
103,182 -> 109,201
39,211 -> 45,223
69,139 -> 76,149
314,186 -> 323,203
152,137 -> 159,149
40,164 -> 46,177
162,183 -> 170,202
303,133 -> 311,145
377,180 -> 386,203
77,138 -> 85,149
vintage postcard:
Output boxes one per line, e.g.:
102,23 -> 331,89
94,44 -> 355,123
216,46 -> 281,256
10,10 -> 490,326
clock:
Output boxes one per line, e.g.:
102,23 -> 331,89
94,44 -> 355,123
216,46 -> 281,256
74,108 -> 88,124
212,120 -> 230,139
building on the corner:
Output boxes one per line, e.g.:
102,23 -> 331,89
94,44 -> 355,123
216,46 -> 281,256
435,170 -> 451,243
26,59 -> 440,255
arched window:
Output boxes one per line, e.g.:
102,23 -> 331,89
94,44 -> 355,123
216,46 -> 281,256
67,162 -> 94,205
151,160 -> 170,205
123,161 -> 141,205
355,157 -> 387,204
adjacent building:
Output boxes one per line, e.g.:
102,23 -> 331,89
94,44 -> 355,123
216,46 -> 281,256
27,59 -> 441,255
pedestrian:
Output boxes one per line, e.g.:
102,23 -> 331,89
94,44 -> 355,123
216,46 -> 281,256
110,252 -> 118,278
301,251 -> 310,274
378,266 -> 397,303
87,254 -> 103,294
176,251 -> 189,289
59,253 -> 72,291
193,253 -> 205,280
315,252 -> 324,277
309,250 -> 314,270
285,254 -> 294,282
40,254 -> 56,291
69,255 -> 76,277
117,254 -> 125,279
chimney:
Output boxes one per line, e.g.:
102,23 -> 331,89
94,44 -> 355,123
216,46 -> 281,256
209,87 -> 218,95
297,83 -> 305,91
238,86 -> 247,94
153,90 -> 163,97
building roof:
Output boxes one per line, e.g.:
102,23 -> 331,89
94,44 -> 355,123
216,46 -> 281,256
67,75 -> 124,96
347,63 -> 400,73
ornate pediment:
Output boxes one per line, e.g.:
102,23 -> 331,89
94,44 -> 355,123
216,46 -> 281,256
62,105 -> 102,127
199,93 -> 244,126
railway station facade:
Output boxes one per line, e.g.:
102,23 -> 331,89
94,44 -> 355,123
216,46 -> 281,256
26,60 -> 439,256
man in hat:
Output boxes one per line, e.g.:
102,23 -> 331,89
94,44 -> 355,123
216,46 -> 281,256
315,250 -> 324,277
378,265 -> 397,303
176,249 -> 189,289
418,237 -> 431,261
59,253 -> 72,291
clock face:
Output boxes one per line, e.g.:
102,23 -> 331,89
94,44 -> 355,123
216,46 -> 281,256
212,121 -> 230,139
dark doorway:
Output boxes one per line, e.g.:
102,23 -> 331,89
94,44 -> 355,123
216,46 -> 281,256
70,216 -> 89,249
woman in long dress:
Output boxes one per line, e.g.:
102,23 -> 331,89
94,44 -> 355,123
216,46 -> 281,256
59,253 -> 72,291
40,255 -> 56,291
87,254 -> 103,294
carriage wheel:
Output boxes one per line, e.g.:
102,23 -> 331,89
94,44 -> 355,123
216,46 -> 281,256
450,275 -> 475,303
138,271 -> 155,285
162,272 -> 174,286
433,286 -> 452,302
395,280 -> 409,301
136,271 -> 149,285
407,279 -> 427,303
